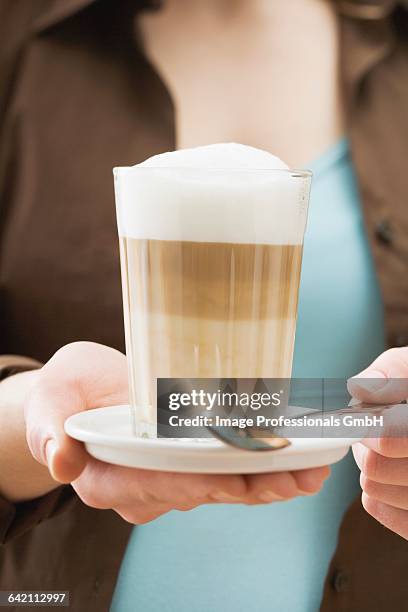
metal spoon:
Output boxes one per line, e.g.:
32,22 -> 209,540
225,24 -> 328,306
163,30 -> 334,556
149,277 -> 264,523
207,424 -> 291,451
207,402 -> 404,452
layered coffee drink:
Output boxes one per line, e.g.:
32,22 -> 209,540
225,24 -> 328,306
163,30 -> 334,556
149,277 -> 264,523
114,144 -> 311,436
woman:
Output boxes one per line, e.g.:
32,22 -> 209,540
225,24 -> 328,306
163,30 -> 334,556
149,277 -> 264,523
0,0 -> 407,610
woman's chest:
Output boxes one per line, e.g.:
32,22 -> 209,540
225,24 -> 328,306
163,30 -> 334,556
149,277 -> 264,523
138,1 -> 343,166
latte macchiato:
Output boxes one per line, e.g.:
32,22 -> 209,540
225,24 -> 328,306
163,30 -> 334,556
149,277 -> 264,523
114,144 -> 311,436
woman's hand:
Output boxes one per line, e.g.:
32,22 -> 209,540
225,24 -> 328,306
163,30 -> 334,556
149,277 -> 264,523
21,341 -> 330,523
348,347 -> 408,539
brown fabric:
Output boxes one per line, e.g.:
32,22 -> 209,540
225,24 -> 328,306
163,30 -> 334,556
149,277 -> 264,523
335,0 -> 398,20
0,486 -> 75,544
0,0 -> 407,610
0,355 -> 42,381
0,489 -> 131,612
320,497 -> 408,610
341,11 -> 408,347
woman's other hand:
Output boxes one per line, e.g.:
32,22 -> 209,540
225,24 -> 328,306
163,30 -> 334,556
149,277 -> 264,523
348,347 -> 408,539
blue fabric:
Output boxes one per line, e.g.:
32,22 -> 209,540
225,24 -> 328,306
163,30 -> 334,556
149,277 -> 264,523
111,139 -> 385,612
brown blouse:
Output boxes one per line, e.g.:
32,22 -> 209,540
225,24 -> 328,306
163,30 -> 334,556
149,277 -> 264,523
0,1 -> 407,610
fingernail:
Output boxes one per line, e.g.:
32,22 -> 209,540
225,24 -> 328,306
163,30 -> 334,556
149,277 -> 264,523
45,439 -> 58,471
351,370 -> 388,392
258,491 -> 284,502
212,491 -> 244,503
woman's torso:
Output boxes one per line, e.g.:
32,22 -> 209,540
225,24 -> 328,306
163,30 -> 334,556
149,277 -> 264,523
112,6 -> 386,608
111,139 -> 385,612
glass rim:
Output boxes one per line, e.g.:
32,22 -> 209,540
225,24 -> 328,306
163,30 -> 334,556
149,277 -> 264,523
113,166 -> 312,178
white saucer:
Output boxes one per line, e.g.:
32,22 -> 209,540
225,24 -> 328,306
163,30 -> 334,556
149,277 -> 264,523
65,405 -> 358,474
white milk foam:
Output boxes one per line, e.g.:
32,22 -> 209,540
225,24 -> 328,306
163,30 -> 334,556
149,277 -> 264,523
114,143 -> 310,245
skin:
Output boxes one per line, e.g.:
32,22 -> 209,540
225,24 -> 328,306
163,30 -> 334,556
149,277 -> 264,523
138,0 -> 343,166
0,342 -> 330,523
349,347 -> 408,540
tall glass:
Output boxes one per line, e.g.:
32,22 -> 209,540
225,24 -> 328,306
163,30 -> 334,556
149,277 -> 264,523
113,166 -> 311,437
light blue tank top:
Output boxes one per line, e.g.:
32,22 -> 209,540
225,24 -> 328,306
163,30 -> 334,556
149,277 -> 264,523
111,139 -> 385,612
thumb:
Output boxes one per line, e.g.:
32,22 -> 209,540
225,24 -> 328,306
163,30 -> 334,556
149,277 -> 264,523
25,379 -> 88,483
347,348 -> 408,404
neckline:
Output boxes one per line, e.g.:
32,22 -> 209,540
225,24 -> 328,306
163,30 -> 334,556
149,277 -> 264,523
306,137 -> 348,178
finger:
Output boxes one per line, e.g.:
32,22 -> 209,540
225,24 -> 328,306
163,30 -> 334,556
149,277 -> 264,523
74,461 -> 249,508
116,496 -> 230,524
361,474 -> 408,511
244,471 -> 298,503
347,347 -> 408,404
25,342 -> 128,483
243,466 -> 330,504
116,503 -> 173,525
132,469 -> 249,504
291,465 -> 331,493
361,492 -> 408,540
25,377 -> 89,483
353,443 -> 408,485
359,403 -> 408,457
363,434 -> 408,459
75,460 -> 318,510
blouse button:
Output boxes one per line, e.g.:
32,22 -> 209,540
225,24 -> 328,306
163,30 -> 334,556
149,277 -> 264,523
332,569 -> 350,593
375,219 -> 394,245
